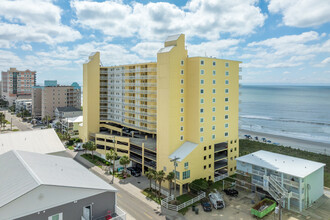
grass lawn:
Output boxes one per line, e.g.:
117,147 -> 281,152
175,193 -> 200,215
240,139 -> 330,187
81,153 -> 109,168
142,188 -> 162,204
67,146 -> 74,150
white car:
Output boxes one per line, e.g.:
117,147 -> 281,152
74,143 -> 84,151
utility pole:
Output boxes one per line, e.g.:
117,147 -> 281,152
170,157 -> 180,202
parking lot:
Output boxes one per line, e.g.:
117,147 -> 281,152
184,186 -> 330,220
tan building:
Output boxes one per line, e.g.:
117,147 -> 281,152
1,68 -> 36,105
32,80 -> 81,119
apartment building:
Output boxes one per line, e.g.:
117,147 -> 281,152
236,150 -> 325,212
32,80 -> 81,119
80,34 -> 241,194
15,99 -> 32,114
1,68 -> 36,105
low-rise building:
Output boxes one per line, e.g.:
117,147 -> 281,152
15,98 -> 32,114
59,115 -> 83,137
55,106 -> 82,119
0,150 -> 123,220
236,150 -> 325,212
0,129 -> 66,155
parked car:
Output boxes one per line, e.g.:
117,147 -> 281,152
209,190 -> 225,209
201,200 -> 212,212
223,188 -> 238,197
127,167 -> 141,177
74,143 -> 84,151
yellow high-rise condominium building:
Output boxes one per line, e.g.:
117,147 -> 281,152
80,34 -> 241,194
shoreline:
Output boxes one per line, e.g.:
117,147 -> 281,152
239,129 -> 330,156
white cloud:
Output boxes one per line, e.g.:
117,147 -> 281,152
321,57 -> 330,64
21,44 -> 32,51
131,42 -> 163,58
268,0 -> 330,27
187,39 -> 241,57
0,0 -> 81,45
71,0 -> 266,40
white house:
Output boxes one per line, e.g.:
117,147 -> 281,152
236,150 -> 325,212
55,106 -> 82,119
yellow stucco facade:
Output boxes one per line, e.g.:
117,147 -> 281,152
80,34 -> 241,194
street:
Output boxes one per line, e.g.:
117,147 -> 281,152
3,110 -> 32,131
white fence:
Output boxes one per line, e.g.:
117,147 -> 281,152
214,173 -> 229,182
151,183 -> 170,197
93,206 -> 126,220
161,192 -> 206,212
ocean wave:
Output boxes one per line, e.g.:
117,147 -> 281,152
240,115 -> 330,126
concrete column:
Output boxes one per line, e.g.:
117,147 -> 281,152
142,143 -> 145,174
179,184 -> 183,195
288,197 -> 290,210
299,178 -> 302,212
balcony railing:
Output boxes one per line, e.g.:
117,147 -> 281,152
93,206 -> 126,220
251,169 -> 265,177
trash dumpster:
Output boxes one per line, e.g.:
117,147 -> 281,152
251,198 -> 276,218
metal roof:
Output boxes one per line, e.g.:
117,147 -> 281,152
158,45 -> 175,53
165,34 -> 181,42
236,150 -> 325,178
0,129 -> 65,155
67,115 -> 83,123
169,141 -> 199,162
0,150 -> 117,209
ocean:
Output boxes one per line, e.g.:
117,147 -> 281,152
239,85 -> 330,144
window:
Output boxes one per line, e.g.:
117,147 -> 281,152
201,60 -> 204,65
180,126 -> 184,131
231,157 -> 233,160
212,98 -> 216,103
200,69 -> 204,75
200,79 -> 204,85
225,71 -> 229,76
225,106 -> 229,111
200,108 -> 204,113
212,116 -> 216,121
180,135 -> 183,141
235,140 -> 237,143
183,170 -> 190,180
181,117 -> 184,122
213,61 -> 216,66
230,140 -> 233,144
209,145 -> 211,149
180,107 -> 184,113
200,127 -> 204,132
225,88 -> 229,94
181,69 -> 184,75
204,156 -> 206,160
225,123 -> 229,128
225,132 -> 229,137
200,137 -> 204,142
200,117 -> 204,123
175,171 -> 180,180
225,80 -> 229,85
200,89 -> 204,94
213,70 -> 216,75
184,162 -> 189,168
230,168 -> 233,171
181,98 -> 184,103
212,125 -> 215,130
209,154 -> 211,158
209,164 -> 211,168
204,146 -> 206,151
234,147 -> 237,151
200,98 -> 204,104
204,165 -> 206,169
49,213 -> 63,220
212,89 -> 216,94
225,97 -> 229,102
212,107 -> 216,112
225,115 -> 229,119
181,60 -> 184,65
181,89 -> 184,94
230,149 -> 233,152
181,79 -> 184,84
212,79 -> 216,85
212,134 -> 215,139
225,62 -> 229,67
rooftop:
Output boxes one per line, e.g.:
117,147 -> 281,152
0,129 -> 65,155
169,141 -> 199,162
66,115 -> 83,123
236,150 -> 325,178
56,106 -> 82,112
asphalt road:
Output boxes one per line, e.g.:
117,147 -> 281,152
70,151 -> 166,220
4,110 -> 32,131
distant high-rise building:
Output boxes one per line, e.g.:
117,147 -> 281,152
1,68 -> 36,105
32,80 -> 81,119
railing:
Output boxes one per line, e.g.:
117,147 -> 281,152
252,169 -> 265,176
214,173 -> 228,182
161,192 -> 206,211
252,178 -> 263,187
151,183 -> 169,197
269,175 -> 289,198
93,206 -> 126,220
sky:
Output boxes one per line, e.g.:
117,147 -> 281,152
0,0 -> 330,85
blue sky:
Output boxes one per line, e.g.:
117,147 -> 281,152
0,0 -> 330,85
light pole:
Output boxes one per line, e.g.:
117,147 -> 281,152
170,157 -> 180,201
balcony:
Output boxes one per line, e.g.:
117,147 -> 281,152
92,206 -> 126,220
252,178 -> 263,188
214,160 -> 228,170
144,150 -> 156,161
214,151 -> 227,162
130,152 -> 142,164
214,142 -> 227,152
251,168 -> 265,177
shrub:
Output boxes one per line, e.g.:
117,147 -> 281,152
189,178 -> 208,194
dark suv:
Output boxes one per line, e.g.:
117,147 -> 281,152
127,167 -> 141,177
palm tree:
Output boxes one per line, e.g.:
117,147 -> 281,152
152,169 -> 157,191
106,149 -> 118,183
87,141 -> 97,160
82,142 -> 89,154
119,156 -> 130,175
166,172 -> 175,196
145,170 -> 154,191
156,170 -> 166,197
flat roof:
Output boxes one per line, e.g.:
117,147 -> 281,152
0,129 -> 65,155
169,141 -> 199,162
236,150 -> 325,178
